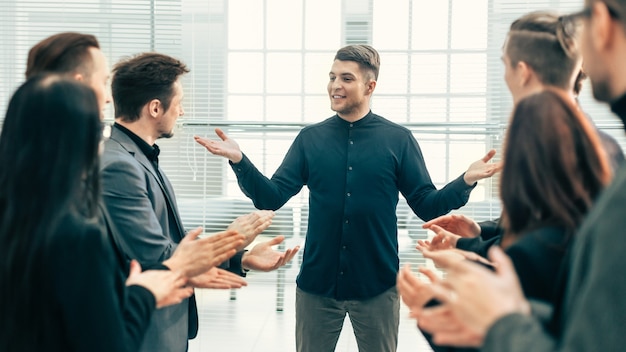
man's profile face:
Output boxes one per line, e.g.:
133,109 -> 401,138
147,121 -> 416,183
577,2 -> 614,102
501,38 -> 528,105
157,79 -> 185,139
84,47 -> 112,115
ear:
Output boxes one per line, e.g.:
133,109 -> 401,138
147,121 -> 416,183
517,61 -> 533,86
366,80 -> 377,95
590,1 -> 615,52
147,99 -> 161,118
73,72 -> 85,82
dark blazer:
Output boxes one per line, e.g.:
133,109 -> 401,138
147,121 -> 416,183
101,126 -> 195,352
425,226 -> 569,352
30,212 -> 155,352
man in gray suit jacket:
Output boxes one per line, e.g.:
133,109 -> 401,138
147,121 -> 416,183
411,1 -> 626,350
101,53 -> 299,351
26,32 -> 252,281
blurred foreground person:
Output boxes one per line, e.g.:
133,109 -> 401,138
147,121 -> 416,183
0,75 -> 193,351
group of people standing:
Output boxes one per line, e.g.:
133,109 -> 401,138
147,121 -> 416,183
2,1 -> 626,352
397,2 -> 626,352
0,33 -> 298,352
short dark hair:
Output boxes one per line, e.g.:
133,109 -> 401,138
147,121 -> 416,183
334,44 -> 380,81
25,32 -> 100,79
506,11 -> 579,89
111,53 -> 189,122
500,89 -> 610,237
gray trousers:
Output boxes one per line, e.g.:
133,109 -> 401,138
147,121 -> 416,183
295,286 -> 400,352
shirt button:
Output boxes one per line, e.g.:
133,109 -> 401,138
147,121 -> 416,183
345,219 -> 349,224
347,193 -> 351,197
348,166 -> 352,171
339,271 -> 344,275
342,245 -> 347,250
349,140 -> 354,145
350,124 -> 353,127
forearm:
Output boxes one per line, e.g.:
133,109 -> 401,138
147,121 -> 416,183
456,235 -> 500,258
407,174 -> 475,221
478,218 -> 503,240
230,153 -> 299,210
121,285 -> 157,350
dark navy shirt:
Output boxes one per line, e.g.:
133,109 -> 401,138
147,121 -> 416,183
231,111 -> 475,300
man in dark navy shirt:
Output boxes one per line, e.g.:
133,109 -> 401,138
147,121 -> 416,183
195,44 -> 499,352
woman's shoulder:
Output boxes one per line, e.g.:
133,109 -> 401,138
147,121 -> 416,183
506,225 -> 569,261
51,212 -> 107,253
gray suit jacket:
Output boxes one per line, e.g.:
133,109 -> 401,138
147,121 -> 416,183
101,125 -> 196,352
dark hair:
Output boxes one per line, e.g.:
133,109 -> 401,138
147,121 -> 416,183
25,32 -> 100,78
506,11 -> 579,89
334,44 -> 380,81
0,75 -> 102,350
111,52 -> 189,122
500,89 -> 611,239
573,68 -> 588,96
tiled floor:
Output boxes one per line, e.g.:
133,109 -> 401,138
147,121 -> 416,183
188,264 -> 434,352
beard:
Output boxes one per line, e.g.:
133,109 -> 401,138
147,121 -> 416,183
159,130 -> 174,139
330,99 -> 360,116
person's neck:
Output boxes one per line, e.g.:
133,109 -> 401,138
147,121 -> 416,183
513,84 -> 544,105
337,107 -> 370,123
115,119 -> 157,145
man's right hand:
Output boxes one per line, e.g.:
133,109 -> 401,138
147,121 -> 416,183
417,224 -> 462,251
422,214 -> 481,238
397,264 -> 439,313
188,267 -> 248,289
164,228 -> 244,278
228,210 -> 275,251
415,247 -> 530,347
126,260 -> 193,309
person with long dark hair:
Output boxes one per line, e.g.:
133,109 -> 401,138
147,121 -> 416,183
0,74 -> 194,352
398,89 -> 612,351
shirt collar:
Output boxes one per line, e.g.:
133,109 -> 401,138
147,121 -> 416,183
334,110 -> 374,127
113,123 -> 160,164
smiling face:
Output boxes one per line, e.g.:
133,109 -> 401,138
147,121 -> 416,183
327,59 -> 375,122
